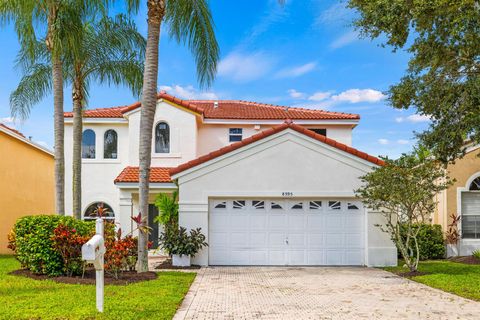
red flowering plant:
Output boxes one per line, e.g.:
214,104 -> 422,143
103,224 -> 140,279
51,225 -> 92,276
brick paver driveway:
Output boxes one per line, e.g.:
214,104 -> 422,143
174,267 -> 479,320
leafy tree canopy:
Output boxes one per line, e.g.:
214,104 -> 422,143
355,146 -> 452,271
348,0 -> 480,162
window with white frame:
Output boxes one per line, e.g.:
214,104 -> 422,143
462,176 -> 480,239
229,128 -> 243,142
104,129 -> 118,159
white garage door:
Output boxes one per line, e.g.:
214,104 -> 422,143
209,199 -> 365,266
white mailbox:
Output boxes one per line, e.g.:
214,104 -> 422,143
82,218 -> 106,312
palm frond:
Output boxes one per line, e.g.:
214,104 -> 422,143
10,63 -> 52,120
165,0 -> 219,88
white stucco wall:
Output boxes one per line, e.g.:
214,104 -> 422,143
126,100 -> 199,167
175,129 -> 396,266
197,123 -> 354,156
64,122 -> 129,217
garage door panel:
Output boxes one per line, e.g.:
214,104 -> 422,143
268,250 -> 286,265
268,232 -> 286,246
250,232 -> 267,247
288,233 -> 306,247
288,250 -> 306,265
209,198 -> 364,266
326,250 -> 344,265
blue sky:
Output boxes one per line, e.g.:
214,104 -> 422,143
0,0 -> 430,158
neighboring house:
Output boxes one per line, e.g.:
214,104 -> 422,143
63,92 -> 397,266
433,144 -> 480,256
0,123 -> 55,254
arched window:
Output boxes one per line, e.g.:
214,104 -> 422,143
82,129 -> 96,159
155,122 -> 170,153
104,129 -> 118,159
84,202 -> 115,221
469,177 -> 480,191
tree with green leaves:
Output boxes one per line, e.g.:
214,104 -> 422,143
1,0 -> 108,215
355,147 -> 451,272
154,191 -> 179,232
348,0 -> 480,163
10,14 -> 146,219
126,0 -> 219,272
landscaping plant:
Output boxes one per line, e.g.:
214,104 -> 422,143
9,215 -> 94,276
472,250 -> 480,260
51,224 -> 92,276
355,147 -> 451,272
159,227 -> 207,257
399,224 -> 445,260
446,213 -> 461,257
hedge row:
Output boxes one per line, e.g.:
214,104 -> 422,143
10,215 -> 95,276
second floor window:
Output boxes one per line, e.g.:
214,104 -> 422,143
104,129 -> 118,159
155,122 -> 170,153
82,129 -> 96,159
229,128 -> 243,142
309,128 -> 327,136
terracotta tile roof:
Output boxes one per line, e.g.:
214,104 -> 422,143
0,123 -> 25,137
64,92 -> 359,121
114,166 -> 173,183
170,120 -> 384,176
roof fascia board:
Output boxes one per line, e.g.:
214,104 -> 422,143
0,126 -> 54,156
115,182 -> 177,189
202,119 -> 359,125
64,118 -> 128,124
171,128 -> 377,181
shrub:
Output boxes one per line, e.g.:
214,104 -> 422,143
104,225 -> 138,279
473,250 -> 480,260
51,225 -> 91,276
399,224 -> 445,260
12,215 -> 94,276
159,227 -> 207,257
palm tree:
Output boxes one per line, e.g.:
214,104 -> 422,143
11,14 -> 146,219
1,0 -> 107,215
126,0 -> 219,272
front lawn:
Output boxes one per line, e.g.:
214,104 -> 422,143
384,260 -> 480,301
0,255 -> 195,320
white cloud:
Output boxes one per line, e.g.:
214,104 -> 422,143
316,1 -> 353,27
308,91 -> 333,102
0,117 -> 14,124
331,89 -> 385,103
378,139 -> 389,145
287,89 -> 305,99
397,139 -> 410,145
330,31 -> 359,49
395,114 -> 431,123
159,85 -> 218,100
275,62 -> 317,78
218,51 -> 275,82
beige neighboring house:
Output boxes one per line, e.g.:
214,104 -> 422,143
433,144 -> 480,255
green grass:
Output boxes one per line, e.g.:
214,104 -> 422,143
384,260 -> 480,301
0,255 -> 195,320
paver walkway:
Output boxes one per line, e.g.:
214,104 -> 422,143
174,267 -> 480,320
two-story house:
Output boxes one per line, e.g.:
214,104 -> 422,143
64,92 -> 396,267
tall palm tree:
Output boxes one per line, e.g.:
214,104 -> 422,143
0,0 -> 107,215
127,0 -> 219,272
11,14 -> 146,219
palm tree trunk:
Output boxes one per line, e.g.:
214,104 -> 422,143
72,77 -> 83,219
47,5 -> 65,215
52,41 -> 65,216
137,0 -> 165,273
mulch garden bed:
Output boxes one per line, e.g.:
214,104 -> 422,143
154,259 -> 201,270
395,270 -> 429,278
449,256 -> 480,265
10,269 -> 157,285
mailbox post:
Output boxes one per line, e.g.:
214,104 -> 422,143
82,218 -> 106,312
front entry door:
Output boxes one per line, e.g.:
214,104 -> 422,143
148,204 -> 159,249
